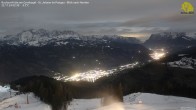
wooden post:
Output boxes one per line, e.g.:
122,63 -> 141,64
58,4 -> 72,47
9,90 -> 11,98
27,94 -> 29,104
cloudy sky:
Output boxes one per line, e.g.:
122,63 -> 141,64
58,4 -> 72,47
0,0 -> 195,41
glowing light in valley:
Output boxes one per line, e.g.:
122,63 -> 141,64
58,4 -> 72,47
150,52 -> 166,60
120,33 -> 148,38
54,62 -> 139,82
66,70 -> 110,82
150,48 -> 167,60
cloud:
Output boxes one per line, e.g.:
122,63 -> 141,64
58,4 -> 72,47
0,0 -> 195,41
121,12 -> 196,26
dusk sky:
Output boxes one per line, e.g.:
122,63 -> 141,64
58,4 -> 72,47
0,0 -> 195,41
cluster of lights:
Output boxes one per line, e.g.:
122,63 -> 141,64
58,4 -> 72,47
150,48 -> 167,60
54,62 -> 139,82
53,73 -> 69,81
65,70 -> 111,82
119,62 -> 138,70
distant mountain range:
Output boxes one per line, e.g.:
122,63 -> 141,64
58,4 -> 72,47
1,30 -> 195,53
0,29 -> 150,82
0,29 -> 141,46
144,32 -> 196,53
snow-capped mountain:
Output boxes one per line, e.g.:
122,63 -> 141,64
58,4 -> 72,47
144,32 -> 196,53
0,29 -> 81,46
0,29 -> 140,46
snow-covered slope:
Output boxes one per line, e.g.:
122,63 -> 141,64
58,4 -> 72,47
2,85 -> 196,110
0,86 -> 51,110
0,93 -> 51,110
67,93 -> 196,110
168,57 -> 196,69
0,85 -> 17,102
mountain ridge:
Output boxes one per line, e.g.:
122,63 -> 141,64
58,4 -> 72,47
0,29 -> 141,46
144,32 -> 196,53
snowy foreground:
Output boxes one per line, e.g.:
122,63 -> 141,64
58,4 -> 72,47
1,86 -> 196,110
0,86 -> 51,110
68,93 -> 196,110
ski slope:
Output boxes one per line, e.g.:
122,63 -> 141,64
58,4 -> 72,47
0,85 -> 51,110
0,93 -> 51,110
98,93 -> 196,110
67,93 -> 196,110
1,85 -> 196,110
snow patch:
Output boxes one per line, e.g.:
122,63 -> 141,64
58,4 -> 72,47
0,93 -> 51,110
168,57 -> 196,69
0,85 -> 10,92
